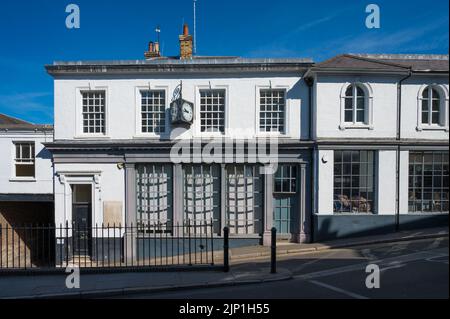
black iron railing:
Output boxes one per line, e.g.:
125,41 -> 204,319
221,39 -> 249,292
0,220 -> 218,271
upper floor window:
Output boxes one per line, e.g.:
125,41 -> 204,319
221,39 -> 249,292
141,90 -> 166,134
344,85 -> 366,124
421,86 -> 442,126
259,89 -> 286,133
14,142 -> 35,178
82,91 -> 105,134
200,89 -> 225,133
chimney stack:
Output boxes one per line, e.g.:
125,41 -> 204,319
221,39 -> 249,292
179,24 -> 193,59
144,41 -> 161,59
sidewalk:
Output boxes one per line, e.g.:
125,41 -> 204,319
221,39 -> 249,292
0,226 -> 447,299
225,226 -> 449,263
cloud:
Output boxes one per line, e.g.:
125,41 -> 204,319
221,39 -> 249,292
0,92 -> 53,124
303,16 -> 449,59
246,8 -> 352,58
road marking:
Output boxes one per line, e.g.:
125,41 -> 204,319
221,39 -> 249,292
294,248 -> 449,281
426,238 -> 445,250
361,249 -> 377,260
309,280 -> 369,299
426,255 -> 449,265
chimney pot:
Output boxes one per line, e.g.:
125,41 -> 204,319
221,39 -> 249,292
183,24 -> 189,36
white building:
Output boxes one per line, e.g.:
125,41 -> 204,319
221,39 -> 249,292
0,114 -> 54,225
306,54 -> 449,241
1,26 -> 440,265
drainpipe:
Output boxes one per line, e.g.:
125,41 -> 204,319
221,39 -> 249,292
396,69 -> 412,232
304,74 -> 315,242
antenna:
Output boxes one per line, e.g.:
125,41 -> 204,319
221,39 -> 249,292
193,0 -> 197,55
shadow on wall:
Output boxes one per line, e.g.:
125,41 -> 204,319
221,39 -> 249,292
313,213 -> 449,242
0,202 -> 55,267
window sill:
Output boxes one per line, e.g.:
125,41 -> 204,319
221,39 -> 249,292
9,178 -> 36,183
74,135 -> 111,140
339,124 -> 374,131
416,126 -> 449,132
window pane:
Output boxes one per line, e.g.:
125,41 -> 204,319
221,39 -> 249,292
82,91 -> 106,134
260,89 -> 285,133
16,164 -> 35,177
200,90 -> 225,133
334,150 -> 375,214
409,152 -> 449,213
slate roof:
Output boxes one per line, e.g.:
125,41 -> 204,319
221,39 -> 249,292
0,113 -> 53,131
309,54 -> 449,74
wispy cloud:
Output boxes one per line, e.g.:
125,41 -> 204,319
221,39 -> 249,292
301,16 -> 449,60
0,92 -> 53,124
246,8 -> 352,58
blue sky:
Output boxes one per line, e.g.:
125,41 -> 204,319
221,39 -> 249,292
0,0 -> 448,124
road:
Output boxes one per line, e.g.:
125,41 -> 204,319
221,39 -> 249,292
122,237 -> 449,299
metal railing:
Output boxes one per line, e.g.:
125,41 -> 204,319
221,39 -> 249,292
0,220 -> 219,272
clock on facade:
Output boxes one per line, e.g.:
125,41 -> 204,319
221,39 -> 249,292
170,98 -> 194,125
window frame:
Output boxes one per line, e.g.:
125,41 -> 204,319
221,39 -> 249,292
339,82 -> 374,131
13,142 -> 36,179
257,87 -> 288,136
135,86 -> 169,137
408,151 -> 449,214
417,84 -> 449,132
333,150 -> 377,214
195,85 -> 228,137
75,87 -> 110,138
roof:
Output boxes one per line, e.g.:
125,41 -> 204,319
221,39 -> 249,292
307,54 -> 449,76
353,54 -> 449,72
0,113 -> 53,131
45,57 -> 314,76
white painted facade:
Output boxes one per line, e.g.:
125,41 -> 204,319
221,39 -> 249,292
0,130 -> 53,195
53,74 -> 309,141
313,71 -> 449,218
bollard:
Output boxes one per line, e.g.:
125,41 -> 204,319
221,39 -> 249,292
223,227 -> 230,273
271,227 -> 277,274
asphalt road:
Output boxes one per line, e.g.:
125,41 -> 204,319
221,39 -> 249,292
122,237 -> 449,299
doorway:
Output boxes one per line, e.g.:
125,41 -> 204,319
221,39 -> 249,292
72,184 -> 92,256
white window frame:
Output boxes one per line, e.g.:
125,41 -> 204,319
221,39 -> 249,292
416,84 -> 449,132
256,85 -> 289,137
134,86 -> 169,138
195,85 -> 229,138
12,141 -> 36,180
75,86 -> 110,139
339,82 -> 374,131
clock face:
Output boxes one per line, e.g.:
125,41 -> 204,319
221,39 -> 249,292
181,102 -> 193,122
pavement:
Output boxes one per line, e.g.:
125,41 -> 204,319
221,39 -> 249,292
0,226 -> 448,299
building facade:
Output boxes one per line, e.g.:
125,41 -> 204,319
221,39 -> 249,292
306,54 -> 449,241
0,114 -> 54,266
1,27 -> 446,264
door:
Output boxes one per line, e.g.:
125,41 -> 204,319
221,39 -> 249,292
72,185 -> 92,256
273,165 -> 299,235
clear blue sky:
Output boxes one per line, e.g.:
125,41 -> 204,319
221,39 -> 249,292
0,0 -> 448,124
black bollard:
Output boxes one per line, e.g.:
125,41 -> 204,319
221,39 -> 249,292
223,227 -> 230,272
271,227 -> 277,274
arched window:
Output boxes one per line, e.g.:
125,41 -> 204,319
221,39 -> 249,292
344,84 -> 366,124
421,86 -> 441,125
